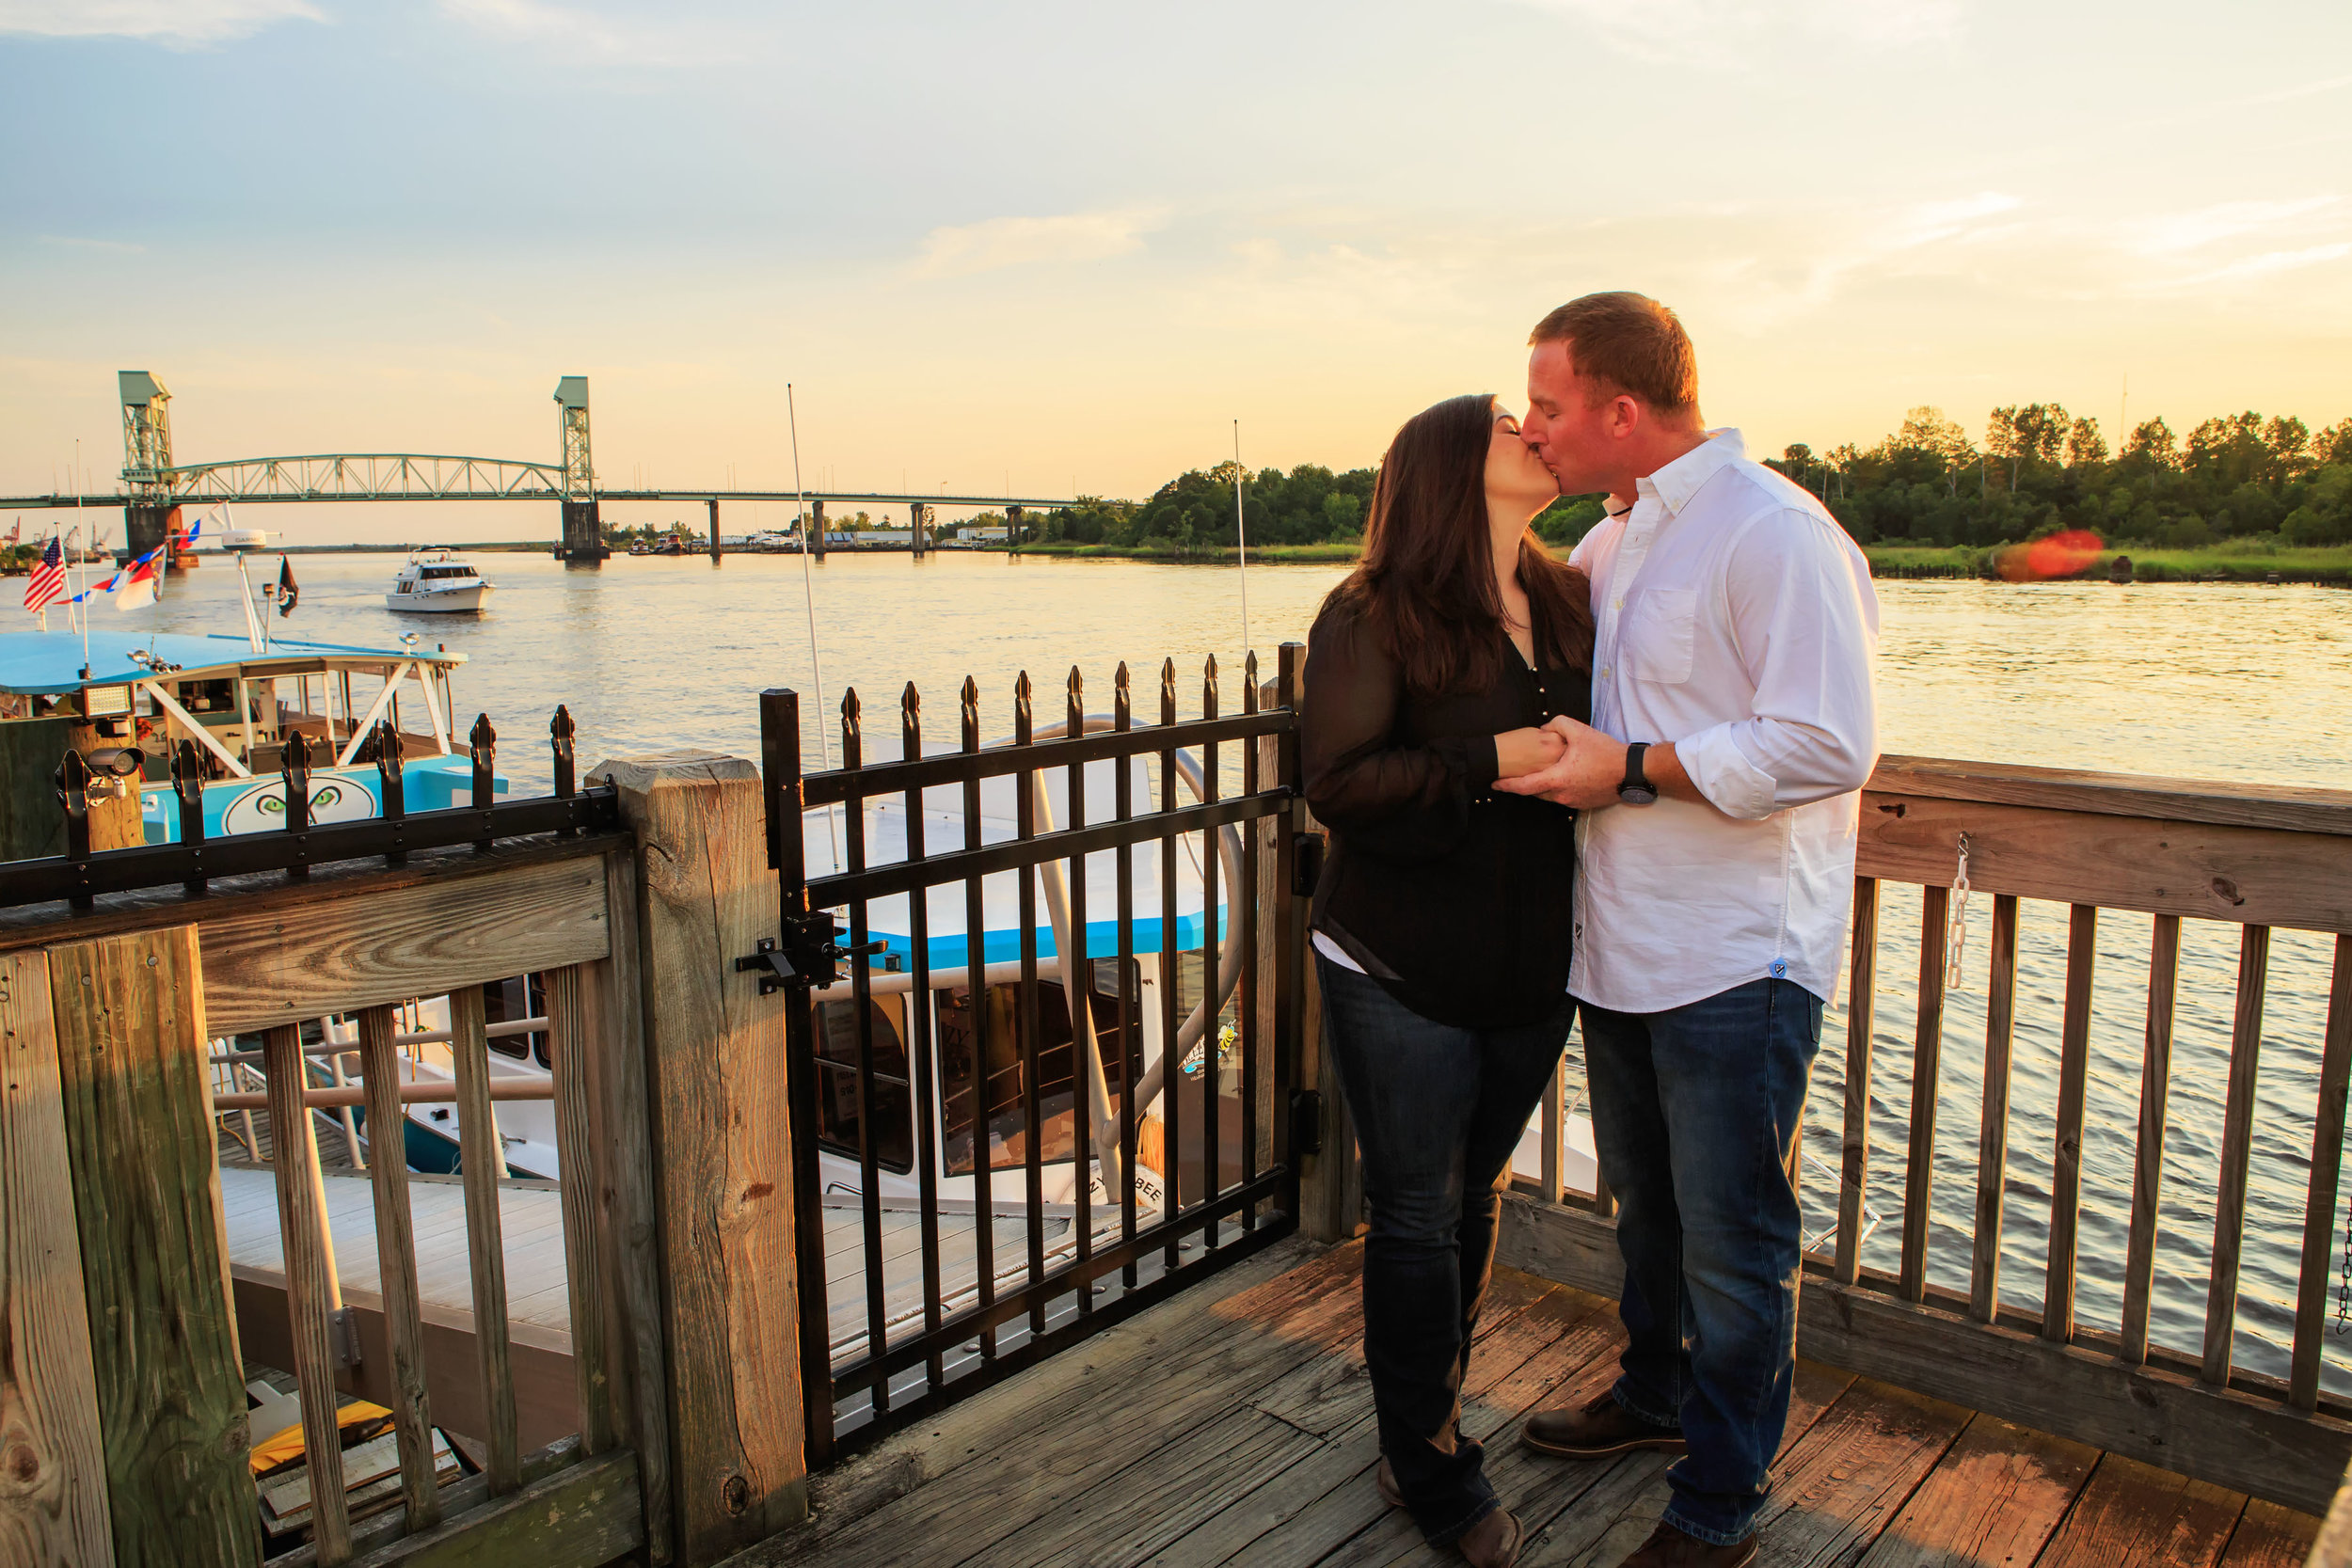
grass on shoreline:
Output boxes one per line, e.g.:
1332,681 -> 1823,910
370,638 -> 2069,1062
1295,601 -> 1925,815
1865,543 -> 2352,583
1008,541 -> 1361,562
1013,538 -> 2352,583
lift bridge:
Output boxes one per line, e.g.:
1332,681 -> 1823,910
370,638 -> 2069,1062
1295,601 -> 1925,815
1,372 -> 1085,563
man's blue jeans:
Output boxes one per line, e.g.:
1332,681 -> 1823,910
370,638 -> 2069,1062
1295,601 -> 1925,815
1316,958 -> 1576,1544
1581,977 -> 1823,1547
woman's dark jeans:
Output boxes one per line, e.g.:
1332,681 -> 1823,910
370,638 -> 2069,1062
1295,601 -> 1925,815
1316,956 -> 1575,1545
1581,977 -> 1823,1547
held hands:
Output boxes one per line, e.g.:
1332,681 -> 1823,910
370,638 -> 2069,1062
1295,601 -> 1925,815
1494,716 -> 1629,810
1493,725 -> 1566,779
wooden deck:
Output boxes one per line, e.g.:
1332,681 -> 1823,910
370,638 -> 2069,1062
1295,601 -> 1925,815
734,1238 -> 2324,1568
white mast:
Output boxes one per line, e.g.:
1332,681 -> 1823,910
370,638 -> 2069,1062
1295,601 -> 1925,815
1232,420 -> 1251,657
786,384 -> 842,864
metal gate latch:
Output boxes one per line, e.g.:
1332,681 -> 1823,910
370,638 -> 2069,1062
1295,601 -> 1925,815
737,914 -> 888,994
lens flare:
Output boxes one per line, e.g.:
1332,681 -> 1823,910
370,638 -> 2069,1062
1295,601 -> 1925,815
1997,529 -> 2104,582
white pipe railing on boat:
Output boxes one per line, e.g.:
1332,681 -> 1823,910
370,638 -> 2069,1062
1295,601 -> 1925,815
213,1078 -> 555,1111
206,1014 -> 548,1066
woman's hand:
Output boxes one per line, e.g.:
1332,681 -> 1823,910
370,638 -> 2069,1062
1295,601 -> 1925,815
1493,726 -> 1566,779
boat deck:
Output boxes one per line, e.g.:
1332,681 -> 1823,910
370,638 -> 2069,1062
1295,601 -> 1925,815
730,1238 -> 2323,1568
217,1164 -> 1071,1369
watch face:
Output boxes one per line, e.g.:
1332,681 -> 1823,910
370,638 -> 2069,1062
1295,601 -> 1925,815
1618,784 -> 1660,806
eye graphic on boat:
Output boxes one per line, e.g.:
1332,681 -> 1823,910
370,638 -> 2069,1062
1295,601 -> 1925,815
217,773 -> 386,835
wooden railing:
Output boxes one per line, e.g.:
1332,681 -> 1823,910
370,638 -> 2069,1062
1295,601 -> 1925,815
0,750 -> 814,1568
1481,756 -> 2352,1516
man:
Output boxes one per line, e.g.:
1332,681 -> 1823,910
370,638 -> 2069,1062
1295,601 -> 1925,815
1497,293 -> 1880,1567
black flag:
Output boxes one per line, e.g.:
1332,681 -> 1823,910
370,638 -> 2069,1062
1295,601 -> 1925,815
276,555 -> 299,617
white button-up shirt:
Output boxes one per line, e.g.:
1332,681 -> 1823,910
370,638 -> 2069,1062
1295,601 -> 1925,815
1567,429 -> 1880,1013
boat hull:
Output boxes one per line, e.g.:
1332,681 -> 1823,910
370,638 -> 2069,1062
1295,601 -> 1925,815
385,584 -> 493,613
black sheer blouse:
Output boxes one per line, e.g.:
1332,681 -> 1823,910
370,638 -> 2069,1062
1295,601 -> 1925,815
1302,594 -> 1593,1029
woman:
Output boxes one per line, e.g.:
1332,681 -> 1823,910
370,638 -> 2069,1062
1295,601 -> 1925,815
1303,393 -> 1596,1567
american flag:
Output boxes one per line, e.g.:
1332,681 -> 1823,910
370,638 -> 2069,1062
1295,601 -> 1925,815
23,535 -> 63,614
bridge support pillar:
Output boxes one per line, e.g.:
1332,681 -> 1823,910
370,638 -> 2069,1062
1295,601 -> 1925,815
809,499 -> 825,560
125,503 -> 179,564
559,499 -> 609,562
707,499 -> 720,561
911,502 -> 929,560
1007,503 -> 1025,547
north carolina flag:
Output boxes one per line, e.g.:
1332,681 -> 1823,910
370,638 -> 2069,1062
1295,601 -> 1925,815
114,546 -> 166,610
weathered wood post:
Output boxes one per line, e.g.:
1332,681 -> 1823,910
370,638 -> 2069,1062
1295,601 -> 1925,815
596,751 -> 804,1566
44,926 -> 258,1565
0,951 -> 116,1565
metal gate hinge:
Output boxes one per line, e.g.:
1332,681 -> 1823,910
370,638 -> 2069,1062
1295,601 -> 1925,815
1291,832 -> 1326,898
330,1307 -> 363,1371
1289,1089 -> 1325,1157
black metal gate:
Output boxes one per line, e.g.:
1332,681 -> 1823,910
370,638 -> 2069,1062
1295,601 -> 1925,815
758,645 -> 1313,1463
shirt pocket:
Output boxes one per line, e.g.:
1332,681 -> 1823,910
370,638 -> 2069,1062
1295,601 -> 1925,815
1624,587 -> 1696,685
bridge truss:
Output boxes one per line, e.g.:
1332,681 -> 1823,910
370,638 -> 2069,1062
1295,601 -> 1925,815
155,453 -> 571,504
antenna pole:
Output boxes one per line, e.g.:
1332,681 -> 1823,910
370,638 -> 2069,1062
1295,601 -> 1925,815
1232,420 -> 1250,658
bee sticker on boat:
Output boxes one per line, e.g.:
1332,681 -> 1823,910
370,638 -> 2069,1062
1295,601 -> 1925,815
218,775 -> 381,836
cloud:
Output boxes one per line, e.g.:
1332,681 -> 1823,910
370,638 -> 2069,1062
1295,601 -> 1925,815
2149,243 -> 2352,292
910,207 -> 1169,280
433,0 -> 725,66
0,0 -> 320,45
1504,0 -> 1962,66
38,234 -> 146,253
2126,198 -> 2338,257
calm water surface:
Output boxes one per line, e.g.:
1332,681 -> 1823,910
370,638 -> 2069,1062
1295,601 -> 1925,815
140,552 -> 2350,1387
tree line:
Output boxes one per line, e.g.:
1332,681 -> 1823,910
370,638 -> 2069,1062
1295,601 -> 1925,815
983,400 -> 2352,558
1774,405 -> 2352,551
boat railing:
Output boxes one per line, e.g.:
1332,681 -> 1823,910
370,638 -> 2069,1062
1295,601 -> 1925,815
0,705 -> 615,912
1471,753 -> 2352,1520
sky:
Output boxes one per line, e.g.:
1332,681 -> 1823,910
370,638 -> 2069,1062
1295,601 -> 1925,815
3,0 -> 2348,544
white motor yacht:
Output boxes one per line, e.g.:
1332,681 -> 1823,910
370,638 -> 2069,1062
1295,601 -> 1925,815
387,549 -> 496,613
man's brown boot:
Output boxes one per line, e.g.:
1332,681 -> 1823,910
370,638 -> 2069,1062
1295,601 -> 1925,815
1376,1457 -> 1403,1509
1521,1389 -> 1686,1460
1454,1506 -> 1523,1568
1620,1519 -> 1756,1567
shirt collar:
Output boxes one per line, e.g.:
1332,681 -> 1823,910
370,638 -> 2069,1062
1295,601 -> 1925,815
1633,428 -> 1743,516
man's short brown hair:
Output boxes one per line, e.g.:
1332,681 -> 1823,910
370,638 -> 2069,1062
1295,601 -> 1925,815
1529,293 -> 1698,414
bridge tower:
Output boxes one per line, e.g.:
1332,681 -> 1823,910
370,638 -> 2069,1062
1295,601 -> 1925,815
554,374 -> 608,562
119,371 -> 183,562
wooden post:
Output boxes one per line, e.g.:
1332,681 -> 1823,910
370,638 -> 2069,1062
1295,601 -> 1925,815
585,848 -> 677,1561
356,1003 -> 442,1534
0,951 -> 116,1567
1835,878 -> 1879,1285
596,751 -> 803,1566
46,927 -> 258,1567
449,983 -> 521,1495
262,1021 -> 353,1565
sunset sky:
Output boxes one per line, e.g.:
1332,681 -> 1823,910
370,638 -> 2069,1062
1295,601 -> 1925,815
3,0 -> 2347,543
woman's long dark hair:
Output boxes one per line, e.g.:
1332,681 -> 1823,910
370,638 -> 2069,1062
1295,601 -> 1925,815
1326,393 -> 1595,696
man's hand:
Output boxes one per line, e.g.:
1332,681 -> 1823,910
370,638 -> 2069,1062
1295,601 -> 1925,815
1493,716 -> 1628,810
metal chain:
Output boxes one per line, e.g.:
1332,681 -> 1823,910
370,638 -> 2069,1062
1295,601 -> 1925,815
2337,1157 -> 2352,1333
1946,832 -> 1972,990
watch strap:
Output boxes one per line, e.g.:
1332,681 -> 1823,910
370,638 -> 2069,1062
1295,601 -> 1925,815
1622,741 -> 1649,794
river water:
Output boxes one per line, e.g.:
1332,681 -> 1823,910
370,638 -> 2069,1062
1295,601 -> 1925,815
135,550 -> 2351,1391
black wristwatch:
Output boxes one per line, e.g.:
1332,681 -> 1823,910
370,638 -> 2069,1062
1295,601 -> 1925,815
1617,742 -> 1659,806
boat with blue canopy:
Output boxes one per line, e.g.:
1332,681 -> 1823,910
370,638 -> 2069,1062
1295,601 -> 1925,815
0,626 -> 500,857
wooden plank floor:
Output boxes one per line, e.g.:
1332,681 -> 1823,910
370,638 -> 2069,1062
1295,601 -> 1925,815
730,1238 -> 2322,1568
